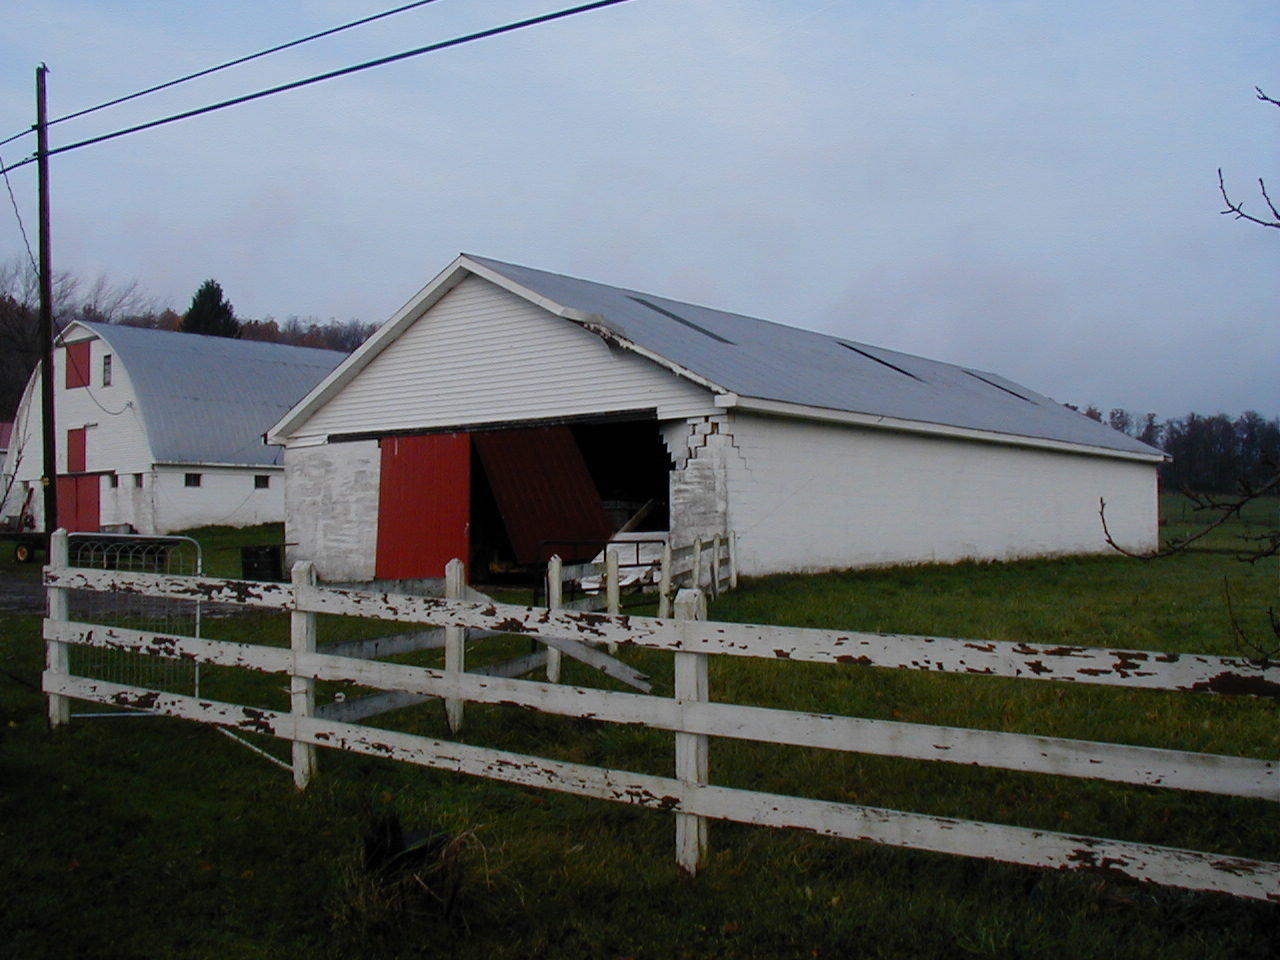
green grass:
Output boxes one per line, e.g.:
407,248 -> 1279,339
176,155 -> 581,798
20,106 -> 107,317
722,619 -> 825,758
182,522 -> 285,578
0,503 -> 1277,958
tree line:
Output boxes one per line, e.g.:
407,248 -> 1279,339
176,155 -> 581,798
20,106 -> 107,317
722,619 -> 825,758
1089,405 -> 1280,494
0,263 -> 376,421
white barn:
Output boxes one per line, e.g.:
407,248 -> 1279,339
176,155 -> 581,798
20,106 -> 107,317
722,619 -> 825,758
267,255 -> 1164,584
1,321 -> 344,535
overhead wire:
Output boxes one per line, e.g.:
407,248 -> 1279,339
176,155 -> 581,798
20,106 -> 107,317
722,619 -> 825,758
0,1 -> 446,265
0,0 -> 636,176
0,0 -> 448,151
0,147 -> 39,274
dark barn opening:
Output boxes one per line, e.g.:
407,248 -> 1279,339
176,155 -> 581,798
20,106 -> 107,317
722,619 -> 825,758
572,419 -> 672,533
468,417 -> 673,582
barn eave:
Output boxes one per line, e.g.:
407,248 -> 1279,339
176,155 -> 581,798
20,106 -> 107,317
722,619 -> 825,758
715,394 -> 1170,464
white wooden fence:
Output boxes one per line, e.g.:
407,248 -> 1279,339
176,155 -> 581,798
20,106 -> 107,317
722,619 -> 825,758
553,533 -> 737,615
42,531 -> 1280,901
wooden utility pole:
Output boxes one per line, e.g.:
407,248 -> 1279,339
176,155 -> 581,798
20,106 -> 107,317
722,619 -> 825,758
36,64 -> 57,536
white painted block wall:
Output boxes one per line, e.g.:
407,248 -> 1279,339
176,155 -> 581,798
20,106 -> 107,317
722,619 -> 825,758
148,467 -> 284,534
284,440 -> 381,582
724,412 -> 1160,575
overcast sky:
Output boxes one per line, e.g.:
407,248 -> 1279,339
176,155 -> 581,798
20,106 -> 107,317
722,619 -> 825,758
2,1 -> 1276,420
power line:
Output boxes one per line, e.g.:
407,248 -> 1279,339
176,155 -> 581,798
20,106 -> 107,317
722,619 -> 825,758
0,0 -> 448,150
0,147 -> 39,275
0,0 -> 636,176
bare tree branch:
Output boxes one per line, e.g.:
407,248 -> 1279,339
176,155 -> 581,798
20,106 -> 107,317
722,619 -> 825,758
1222,578 -> 1279,664
1217,87 -> 1280,229
1218,168 -> 1280,229
1099,466 -> 1280,561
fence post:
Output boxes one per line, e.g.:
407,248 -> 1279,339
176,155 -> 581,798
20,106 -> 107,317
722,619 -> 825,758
444,558 -> 466,733
673,587 -> 709,877
290,560 -> 317,789
710,534 -> 721,601
606,547 -> 620,654
545,555 -> 563,683
691,537 -> 703,592
658,540 -> 673,619
46,528 -> 71,728
728,531 -> 738,589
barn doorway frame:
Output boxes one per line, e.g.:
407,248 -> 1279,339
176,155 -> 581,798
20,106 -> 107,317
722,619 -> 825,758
365,411 -> 673,583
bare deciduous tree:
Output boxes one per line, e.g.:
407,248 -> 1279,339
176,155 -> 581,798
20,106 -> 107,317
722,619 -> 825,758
0,258 -> 155,420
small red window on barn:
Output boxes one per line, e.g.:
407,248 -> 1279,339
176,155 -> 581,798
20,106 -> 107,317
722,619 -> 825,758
66,427 -> 87,473
65,341 -> 91,389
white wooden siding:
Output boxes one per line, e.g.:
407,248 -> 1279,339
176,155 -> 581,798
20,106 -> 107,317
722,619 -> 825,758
726,412 -> 1159,575
293,276 -> 714,440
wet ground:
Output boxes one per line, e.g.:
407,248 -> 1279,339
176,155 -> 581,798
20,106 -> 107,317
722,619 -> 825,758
0,570 -> 44,615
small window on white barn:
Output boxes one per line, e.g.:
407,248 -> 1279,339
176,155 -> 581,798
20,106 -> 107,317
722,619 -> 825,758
102,354 -> 113,386
184,473 -> 202,488
133,473 -> 143,488
109,473 -> 119,488
254,475 -> 270,489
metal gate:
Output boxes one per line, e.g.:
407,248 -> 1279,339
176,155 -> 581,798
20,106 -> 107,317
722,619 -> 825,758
66,533 -> 202,715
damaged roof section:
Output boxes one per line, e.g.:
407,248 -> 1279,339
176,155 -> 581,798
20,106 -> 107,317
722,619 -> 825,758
460,255 -> 1159,458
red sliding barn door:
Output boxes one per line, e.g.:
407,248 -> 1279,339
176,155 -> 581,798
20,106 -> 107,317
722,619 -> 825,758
58,426 -> 99,532
57,474 -> 100,533
375,433 -> 470,579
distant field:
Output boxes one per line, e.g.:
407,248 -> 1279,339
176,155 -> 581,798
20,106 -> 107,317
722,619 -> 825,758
0,498 -> 1276,959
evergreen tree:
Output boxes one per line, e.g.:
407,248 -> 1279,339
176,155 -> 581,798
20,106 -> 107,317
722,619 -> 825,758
183,279 -> 240,338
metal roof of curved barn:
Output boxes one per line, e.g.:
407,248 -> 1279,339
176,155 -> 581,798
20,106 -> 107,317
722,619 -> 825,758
69,322 -> 345,467
459,255 -> 1159,458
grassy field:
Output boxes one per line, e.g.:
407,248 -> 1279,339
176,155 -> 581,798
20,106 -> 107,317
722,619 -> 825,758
0,500 -> 1277,959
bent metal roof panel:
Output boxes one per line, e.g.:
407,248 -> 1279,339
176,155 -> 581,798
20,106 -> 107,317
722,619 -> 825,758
272,254 -> 1161,460
72,322 -> 345,467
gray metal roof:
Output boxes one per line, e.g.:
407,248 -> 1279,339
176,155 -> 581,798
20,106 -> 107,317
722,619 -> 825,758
463,255 -> 1161,458
74,322 -> 345,467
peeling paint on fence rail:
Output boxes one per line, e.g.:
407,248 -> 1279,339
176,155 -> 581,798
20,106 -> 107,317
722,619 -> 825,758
42,555 -> 1280,901
45,567 -> 1280,697
41,671 -> 1280,902
41,619 -> 1279,802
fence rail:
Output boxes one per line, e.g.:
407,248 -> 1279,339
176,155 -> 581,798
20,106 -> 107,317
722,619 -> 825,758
553,533 -> 736,615
42,530 -> 1280,902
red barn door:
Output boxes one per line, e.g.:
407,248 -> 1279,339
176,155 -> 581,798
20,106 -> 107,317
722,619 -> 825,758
375,433 -> 470,579
56,474 -> 100,532
58,426 -> 100,531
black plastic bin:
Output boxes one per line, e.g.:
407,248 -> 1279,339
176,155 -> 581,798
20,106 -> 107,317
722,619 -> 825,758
240,544 -> 285,582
